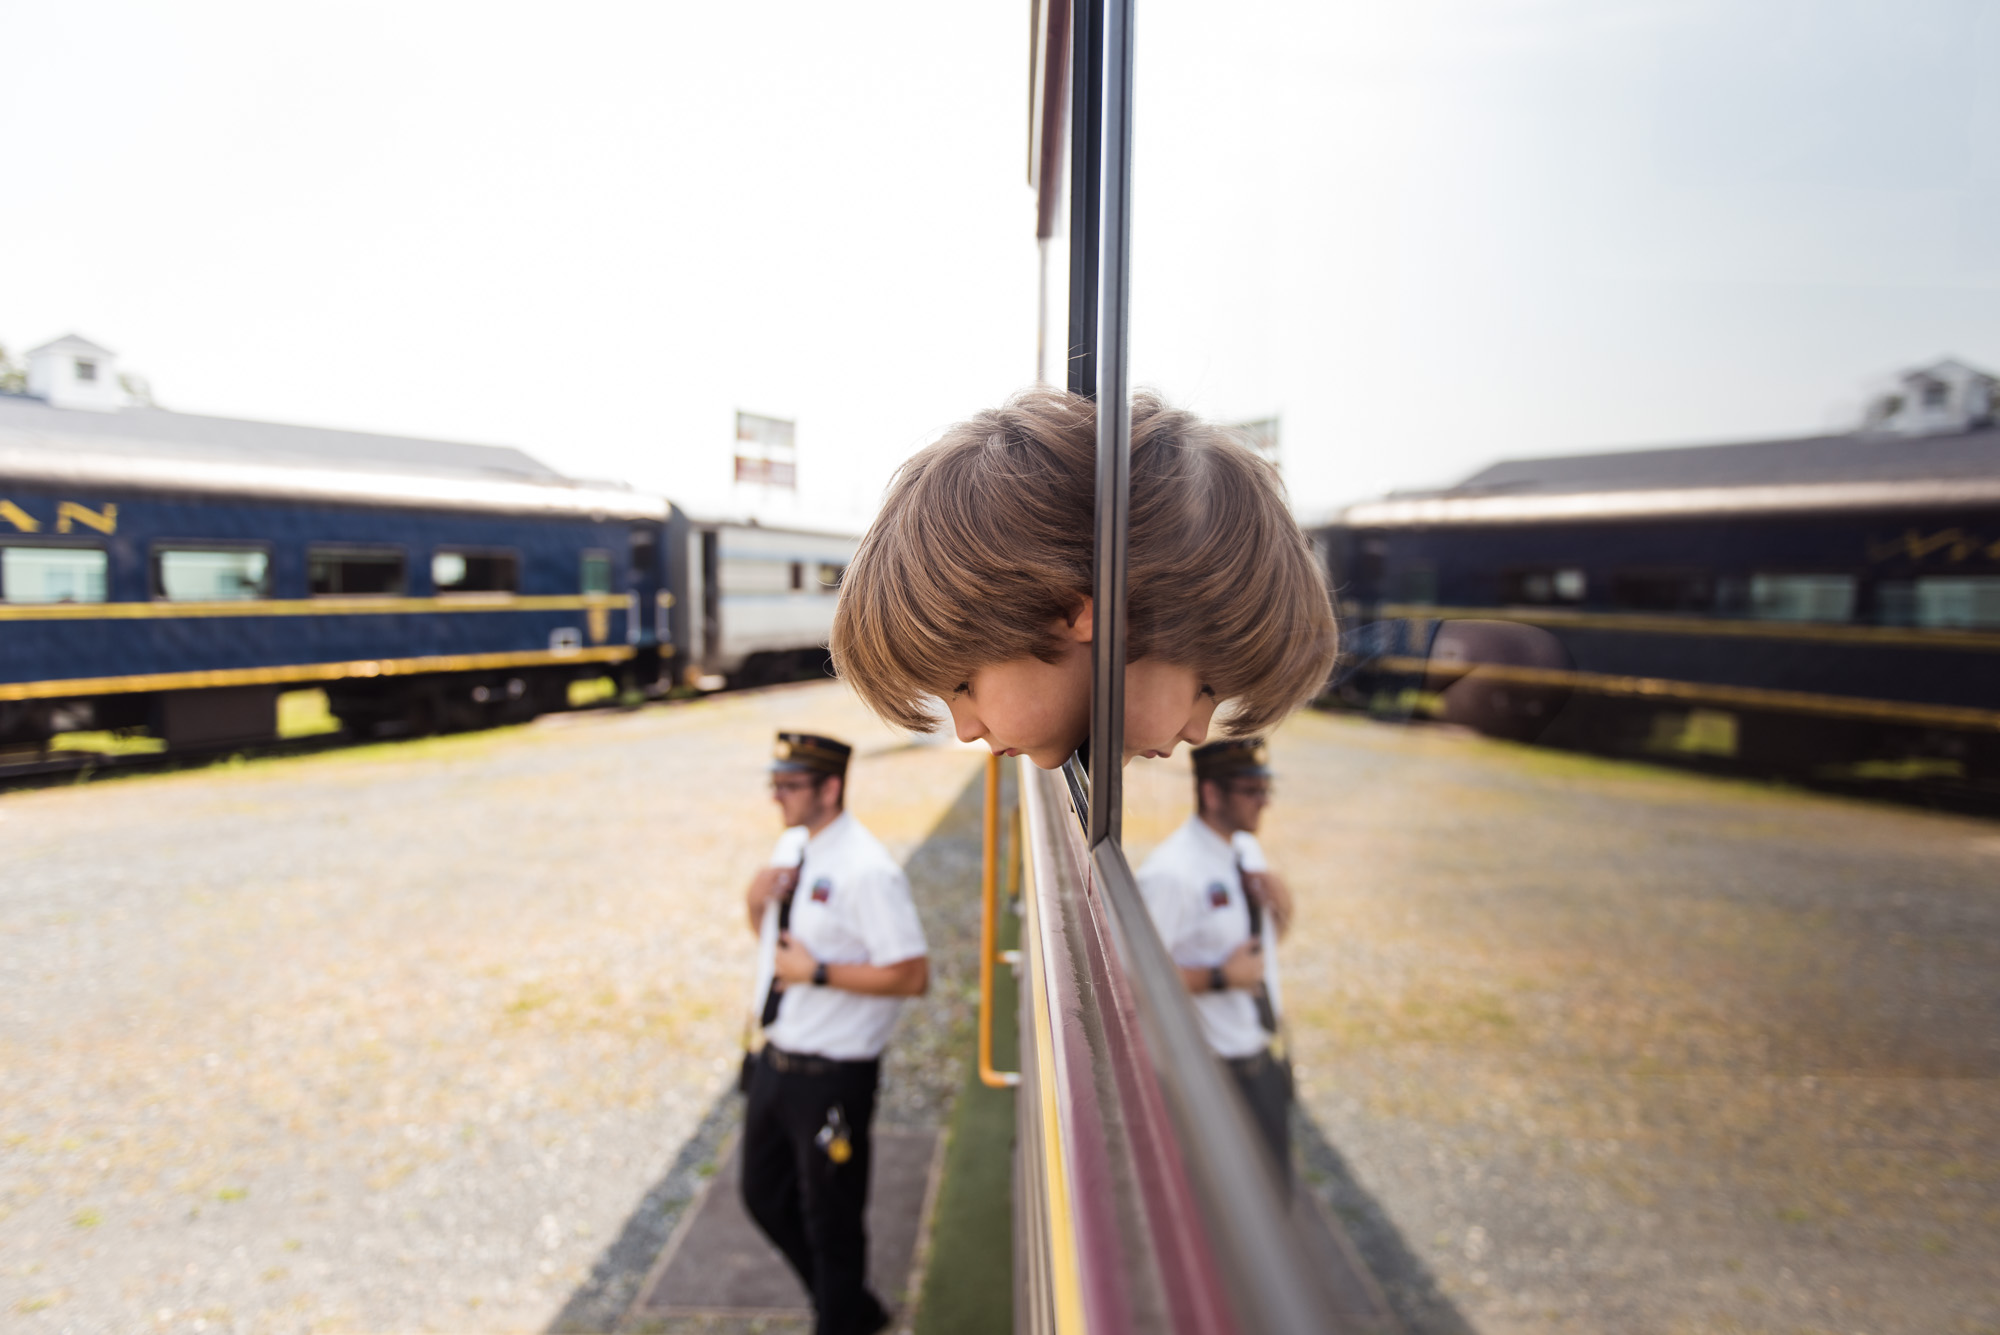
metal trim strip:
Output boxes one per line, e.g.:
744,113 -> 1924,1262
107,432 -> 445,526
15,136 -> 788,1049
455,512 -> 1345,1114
1342,478 -> 2000,527
1020,758 -> 1092,1335
0,441 -> 668,520
0,594 -> 630,622
0,646 -> 637,701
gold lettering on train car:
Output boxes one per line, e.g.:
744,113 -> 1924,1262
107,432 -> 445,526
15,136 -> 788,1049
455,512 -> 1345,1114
0,500 -> 40,532
588,606 -> 610,643
56,502 -> 118,535
1868,527 -> 1977,563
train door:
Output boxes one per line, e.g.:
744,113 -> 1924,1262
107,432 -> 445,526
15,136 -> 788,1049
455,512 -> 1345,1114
627,524 -> 660,647
700,527 -> 721,671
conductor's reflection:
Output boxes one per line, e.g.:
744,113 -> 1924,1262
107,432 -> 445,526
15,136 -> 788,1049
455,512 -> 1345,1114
1137,739 -> 1295,1184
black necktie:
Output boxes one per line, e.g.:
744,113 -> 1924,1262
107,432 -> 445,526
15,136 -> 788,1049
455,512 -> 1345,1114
758,890 -> 795,1027
1238,855 -> 1279,1035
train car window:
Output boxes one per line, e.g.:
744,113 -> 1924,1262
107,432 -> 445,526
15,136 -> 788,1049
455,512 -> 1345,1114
0,543 -> 107,603
580,551 -> 612,595
1609,569 -> 1713,612
431,549 -> 518,595
154,547 -> 271,601
789,561 -> 804,591
717,558 -> 790,594
1500,566 -> 1585,605
628,528 -> 656,583
308,546 -> 405,596
1748,573 -> 1856,623
1914,575 -> 2000,629
816,562 -> 845,591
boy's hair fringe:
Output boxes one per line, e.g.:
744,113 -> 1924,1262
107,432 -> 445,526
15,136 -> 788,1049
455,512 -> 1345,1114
830,387 -> 1337,738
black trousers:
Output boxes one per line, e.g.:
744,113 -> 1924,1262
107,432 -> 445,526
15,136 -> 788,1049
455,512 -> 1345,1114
1226,1048 -> 1293,1190
741,1050 -> 889,1335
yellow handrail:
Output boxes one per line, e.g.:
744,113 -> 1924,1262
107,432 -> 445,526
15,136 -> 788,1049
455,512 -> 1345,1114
979,751 -> 1021,1089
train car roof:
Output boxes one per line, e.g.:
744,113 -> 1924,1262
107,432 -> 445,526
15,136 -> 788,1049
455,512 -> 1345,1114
1341,425 -> 2000,527
0,393 -> 669,521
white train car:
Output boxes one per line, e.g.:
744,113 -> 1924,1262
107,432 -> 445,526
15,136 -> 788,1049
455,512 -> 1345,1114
674,518 -> 856,688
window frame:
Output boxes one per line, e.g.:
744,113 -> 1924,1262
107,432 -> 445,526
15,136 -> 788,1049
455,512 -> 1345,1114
429,545 -> 521,599
307,543 -> 408,598
0,538 -> 112,605
580,548 -> 614,596
149,540 -> 274,603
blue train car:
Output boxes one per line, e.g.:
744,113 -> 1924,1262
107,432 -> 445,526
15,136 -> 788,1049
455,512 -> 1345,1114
0,392 -> 671,748
1319,384 -> 2000,788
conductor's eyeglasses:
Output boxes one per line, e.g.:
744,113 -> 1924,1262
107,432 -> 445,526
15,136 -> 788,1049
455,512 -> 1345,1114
769,775 -> 824,795
1224,780 -> 1273,800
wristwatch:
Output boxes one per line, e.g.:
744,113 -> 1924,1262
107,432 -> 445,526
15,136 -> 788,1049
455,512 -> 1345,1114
1209,965 -> 1227,993
812,961 -> 830,987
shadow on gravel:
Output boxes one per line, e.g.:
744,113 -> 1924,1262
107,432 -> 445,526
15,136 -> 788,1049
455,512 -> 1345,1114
546,1090 -> 745,1334
1297,1114 -> 1475,1335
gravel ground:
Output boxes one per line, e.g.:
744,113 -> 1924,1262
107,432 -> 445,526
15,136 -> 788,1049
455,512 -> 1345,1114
1122,712 -> 2000,1335
0,684 -> 986,1334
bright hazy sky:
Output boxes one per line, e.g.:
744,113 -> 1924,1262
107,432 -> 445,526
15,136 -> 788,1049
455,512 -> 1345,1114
6,1 -> 1996,529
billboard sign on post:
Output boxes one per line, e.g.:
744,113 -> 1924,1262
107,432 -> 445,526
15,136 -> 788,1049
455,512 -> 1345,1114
734,412 -> 798,491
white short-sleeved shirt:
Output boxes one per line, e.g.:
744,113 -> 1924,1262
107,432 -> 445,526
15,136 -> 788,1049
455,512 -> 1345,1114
1135,816 -> 1282,1060
751,811 -> 929,1061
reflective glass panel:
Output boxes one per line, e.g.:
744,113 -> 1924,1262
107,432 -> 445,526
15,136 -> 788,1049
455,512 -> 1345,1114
157,548 -> 269,601
1,545 -> 107,603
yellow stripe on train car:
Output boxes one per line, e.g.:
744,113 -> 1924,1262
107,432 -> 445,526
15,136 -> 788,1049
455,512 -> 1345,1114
0,647 -> 637,701
0,594 -> 631,621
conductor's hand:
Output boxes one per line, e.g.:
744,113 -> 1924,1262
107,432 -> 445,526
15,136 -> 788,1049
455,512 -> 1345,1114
746,866 -> 800,935
1220,938 -> 1265,989
773,932 -> 818,985
1241,870 -> 1294,939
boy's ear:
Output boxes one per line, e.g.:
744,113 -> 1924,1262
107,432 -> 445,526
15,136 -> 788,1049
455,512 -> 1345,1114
1061,597 -> 1094,643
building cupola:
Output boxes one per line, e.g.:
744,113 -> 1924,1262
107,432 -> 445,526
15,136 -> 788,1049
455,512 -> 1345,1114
25,334 -> 124,412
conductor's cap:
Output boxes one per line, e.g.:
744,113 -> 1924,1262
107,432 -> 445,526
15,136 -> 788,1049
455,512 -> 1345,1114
771,732 -> 852,777
1191,737 -> 1271,782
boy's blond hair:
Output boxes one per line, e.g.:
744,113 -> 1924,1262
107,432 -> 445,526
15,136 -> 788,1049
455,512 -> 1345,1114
831,388 -> 1337,739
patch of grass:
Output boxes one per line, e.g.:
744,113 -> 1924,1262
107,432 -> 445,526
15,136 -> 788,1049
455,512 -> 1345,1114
567,676 -> 618,708
216,1186 -> 247,1202
47,729 -> 165,756
913,909 -> 1017,1335
70,1208 -> 101,1229
278,689 -> 341,738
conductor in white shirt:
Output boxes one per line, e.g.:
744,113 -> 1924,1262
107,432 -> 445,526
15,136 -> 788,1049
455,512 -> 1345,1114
741,732 -> 929,1335
1136,737 -> 1297,1181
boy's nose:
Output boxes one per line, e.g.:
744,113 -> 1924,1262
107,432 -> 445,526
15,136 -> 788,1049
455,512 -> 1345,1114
947,700 -> 984,745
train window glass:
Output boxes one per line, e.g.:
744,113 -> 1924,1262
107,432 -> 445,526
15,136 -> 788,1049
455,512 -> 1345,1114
629,529 -> 656,582
817,562 -> 845,591
432,549 -> 517,595
789,561 -> 804,591
309,547 -> 405,596
1914,576 -> 2000,629
0,544 -> 107,603
1749,573 -> 1856,623
1501,567 -> 1586,605
581,551 -> 612,595
718,558 -> 791,593
1610,570 -> 1713,612
156,547 -> 270,601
